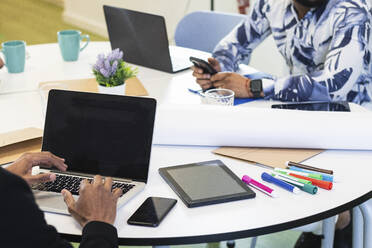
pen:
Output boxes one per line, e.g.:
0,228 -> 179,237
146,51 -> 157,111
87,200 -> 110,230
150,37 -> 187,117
188,88 -> 204,96
261,172 -> 300,194
271,173 -> 318,195
242,175 -> 277,197
274,168 -> 322,180
288,166 -> 334,182
289,173 -> 333,190
286,161 -> 333,175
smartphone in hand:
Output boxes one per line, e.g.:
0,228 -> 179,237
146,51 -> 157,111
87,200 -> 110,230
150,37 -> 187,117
127,197 -> 177,227
189,56 -> 218,75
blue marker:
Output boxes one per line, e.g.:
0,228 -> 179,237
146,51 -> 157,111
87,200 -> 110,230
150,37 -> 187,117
261,172 -> 300,194
289,166 -> 334,182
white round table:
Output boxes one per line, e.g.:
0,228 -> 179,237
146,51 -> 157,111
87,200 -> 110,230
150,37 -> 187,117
0,42 -> 371,246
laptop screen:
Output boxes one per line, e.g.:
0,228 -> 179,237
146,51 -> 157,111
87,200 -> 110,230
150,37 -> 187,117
42,90 -> 156,183
103,5 -> 173,73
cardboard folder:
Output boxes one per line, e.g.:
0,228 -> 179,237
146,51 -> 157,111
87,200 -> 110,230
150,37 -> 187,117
38,77 -> 148,96
0,128 -> 43,165
213,147 -> 324,169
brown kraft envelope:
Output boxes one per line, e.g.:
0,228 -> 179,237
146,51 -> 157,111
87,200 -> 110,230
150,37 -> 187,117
0,128 -> 43,165
213,147 -> 324,169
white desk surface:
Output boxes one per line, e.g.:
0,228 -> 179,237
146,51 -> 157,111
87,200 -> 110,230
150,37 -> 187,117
1,42 -> 371,245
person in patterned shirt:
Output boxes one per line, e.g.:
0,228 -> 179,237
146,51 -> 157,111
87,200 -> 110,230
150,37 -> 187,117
192,0 -> 359,247
192,0 -> 372,110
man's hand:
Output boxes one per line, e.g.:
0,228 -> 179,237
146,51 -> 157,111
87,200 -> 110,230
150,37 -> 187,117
0,57 -> 4,69
6,152 -> 68,185
192,57 -> 221,90
62,175 -> 122,227
211,72 -> 252,98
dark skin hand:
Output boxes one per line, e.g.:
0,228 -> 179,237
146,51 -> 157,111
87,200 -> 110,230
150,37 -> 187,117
191,57 -> 253,97
192,58 -> 264,98
191,57 -> 221,90
62,175 -> 122,227
6,152 -> 68,185
0,57 -> 4,69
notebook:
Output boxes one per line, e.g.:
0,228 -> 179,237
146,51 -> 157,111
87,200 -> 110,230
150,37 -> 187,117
32,90 -> 157,215
103,5 -> 192,73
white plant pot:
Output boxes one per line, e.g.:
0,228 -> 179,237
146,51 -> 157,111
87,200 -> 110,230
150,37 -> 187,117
97,83 -> 126,95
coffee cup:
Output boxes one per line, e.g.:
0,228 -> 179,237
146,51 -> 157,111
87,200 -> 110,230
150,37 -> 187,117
57,30 -> 90,61
1,40 -> 26,73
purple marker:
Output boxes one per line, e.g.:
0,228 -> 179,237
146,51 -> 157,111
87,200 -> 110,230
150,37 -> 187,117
242,175 -> 278,197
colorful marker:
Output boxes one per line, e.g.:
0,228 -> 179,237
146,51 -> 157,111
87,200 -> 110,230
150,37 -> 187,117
286,161 -> 333,175
242,175 -> 278,197
261,172 -> 300,194
289,173 -> 333,190
274,168 -> 322,180
288,166 -> 334,182
271,173 -> 318,195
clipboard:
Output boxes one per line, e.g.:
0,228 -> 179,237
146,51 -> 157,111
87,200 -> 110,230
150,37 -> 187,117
212,147 -> 324,169
38,77 -> 148,96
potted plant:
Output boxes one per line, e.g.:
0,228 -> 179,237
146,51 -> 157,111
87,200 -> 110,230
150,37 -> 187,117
93,48 -> 137,95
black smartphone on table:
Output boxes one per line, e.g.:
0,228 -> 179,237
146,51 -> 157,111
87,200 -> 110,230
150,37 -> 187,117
271,101 -> 351,112
189,56 -> 218,75
127,197 -> 177,227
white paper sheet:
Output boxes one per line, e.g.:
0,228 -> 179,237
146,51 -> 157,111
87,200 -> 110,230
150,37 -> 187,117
153,104 -> 372,150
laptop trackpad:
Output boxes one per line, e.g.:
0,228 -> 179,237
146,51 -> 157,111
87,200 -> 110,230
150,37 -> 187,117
34,191 -> 73,215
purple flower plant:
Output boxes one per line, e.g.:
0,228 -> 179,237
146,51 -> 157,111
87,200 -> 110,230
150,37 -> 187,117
93,48 -> 124,78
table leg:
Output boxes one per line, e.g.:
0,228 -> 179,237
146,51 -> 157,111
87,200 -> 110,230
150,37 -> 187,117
321,216 -> 336,248
250,236 -> 257,248
359,199 -> 372,248
353,206 -> 364,248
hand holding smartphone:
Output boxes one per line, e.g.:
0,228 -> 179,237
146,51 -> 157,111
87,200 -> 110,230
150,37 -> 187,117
189,56 -> 217,75
127,197 -> 177,227
190,57 -> 217,92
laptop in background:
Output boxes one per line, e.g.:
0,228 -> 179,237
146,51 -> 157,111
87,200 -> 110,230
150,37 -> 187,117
32,90 -> 156,215
103,5 -> 192,73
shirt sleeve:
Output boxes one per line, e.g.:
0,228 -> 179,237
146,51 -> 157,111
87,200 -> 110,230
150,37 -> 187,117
264,4 -> 371,102
80,221 -> 118,248
212,0 -> 272,72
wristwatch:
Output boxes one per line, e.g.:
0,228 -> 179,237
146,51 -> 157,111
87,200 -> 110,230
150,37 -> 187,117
250,79 -> 263,98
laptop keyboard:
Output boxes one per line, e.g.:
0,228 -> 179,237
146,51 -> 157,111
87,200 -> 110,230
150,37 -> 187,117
32,174 -> 135,196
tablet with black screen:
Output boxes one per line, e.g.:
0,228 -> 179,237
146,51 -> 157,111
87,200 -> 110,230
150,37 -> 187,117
159,160 -> 255,208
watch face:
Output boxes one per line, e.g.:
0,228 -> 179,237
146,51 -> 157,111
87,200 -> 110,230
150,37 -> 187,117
251,80 -> 262,92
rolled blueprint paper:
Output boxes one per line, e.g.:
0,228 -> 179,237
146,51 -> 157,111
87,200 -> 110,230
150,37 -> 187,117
153,104 -> 372,150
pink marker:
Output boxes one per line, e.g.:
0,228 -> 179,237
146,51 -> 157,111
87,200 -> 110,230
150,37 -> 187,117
242,175 -> 278,197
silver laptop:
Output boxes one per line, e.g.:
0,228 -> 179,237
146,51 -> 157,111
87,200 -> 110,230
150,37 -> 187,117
32,90 -> 156,215
103,5 -> 192,73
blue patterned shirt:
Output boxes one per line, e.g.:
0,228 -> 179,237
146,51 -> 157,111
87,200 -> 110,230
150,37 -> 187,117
213,0 -> 372,107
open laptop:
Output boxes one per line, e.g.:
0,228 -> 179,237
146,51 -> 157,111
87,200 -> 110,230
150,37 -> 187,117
32,90 -> 156,215
103,5 -> 192,73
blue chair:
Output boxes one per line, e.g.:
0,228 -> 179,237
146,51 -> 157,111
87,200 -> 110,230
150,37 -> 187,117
174,11 -> 245,53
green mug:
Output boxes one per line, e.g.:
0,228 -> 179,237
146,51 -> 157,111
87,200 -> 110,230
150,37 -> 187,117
57,30 -> 90,61
1,40 -> 26,73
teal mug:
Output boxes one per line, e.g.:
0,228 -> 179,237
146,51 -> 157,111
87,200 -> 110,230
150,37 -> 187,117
57,30 -> 90,61
0,40 -> 26,73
